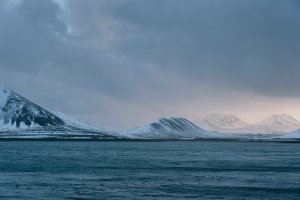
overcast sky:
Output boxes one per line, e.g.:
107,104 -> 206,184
1,0 -> 300,129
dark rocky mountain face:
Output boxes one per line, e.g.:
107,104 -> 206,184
150,117 -> 202,133
0,87 -> 64,130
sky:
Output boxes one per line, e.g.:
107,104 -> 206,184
0,0 -> 300,129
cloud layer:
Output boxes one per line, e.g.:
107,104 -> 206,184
1,0 -> 300,128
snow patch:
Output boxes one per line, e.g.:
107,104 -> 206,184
0,86 -> 11,108
280,129 -> 300,139
197,113 -> 248,132
52,111 -> 101,131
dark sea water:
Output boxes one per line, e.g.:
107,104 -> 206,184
0,141 -> 299,200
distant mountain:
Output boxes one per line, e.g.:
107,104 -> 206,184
120,117 -> 222,139
0,86 -> 117,138
197,114 -> 248,132
196,113 -> 300,135
234,114 -> 300,134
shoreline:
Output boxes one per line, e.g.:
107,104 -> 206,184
0,136 -> 299,143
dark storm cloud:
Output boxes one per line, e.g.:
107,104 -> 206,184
0,0 -> 300,128
84,0 -> 300,97
0,0 -> 156,97
0,0 -> 66,70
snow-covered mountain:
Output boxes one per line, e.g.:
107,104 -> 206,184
233,114 -> 300,134
197,114 -> 248,132
0,86 -> 65,131
196,113 -> 300,135
120,117 -> 222,139
0,86 -> 117,138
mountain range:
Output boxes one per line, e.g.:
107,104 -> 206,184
197,113 -> 300,134
1,86 -> 299,140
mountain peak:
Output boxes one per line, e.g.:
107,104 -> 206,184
232,114 -> 300,134
0,86 -> 11,108
0,85 -> 8,90
0,87 -> 65,130
0,86 -> 11,94
262,114 -> 300,124
197,113 -> 248,132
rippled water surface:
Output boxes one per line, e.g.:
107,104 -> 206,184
0,141 -> 300,200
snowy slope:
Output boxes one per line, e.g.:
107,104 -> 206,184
233,114 -> 300,134
120,117 -> 222,139
51,111 -> 119,137
280,129 -> 300,139
52,111 -> 101,131
197,114 -> 248,132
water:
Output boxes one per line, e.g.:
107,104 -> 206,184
0,141 -> 299,200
